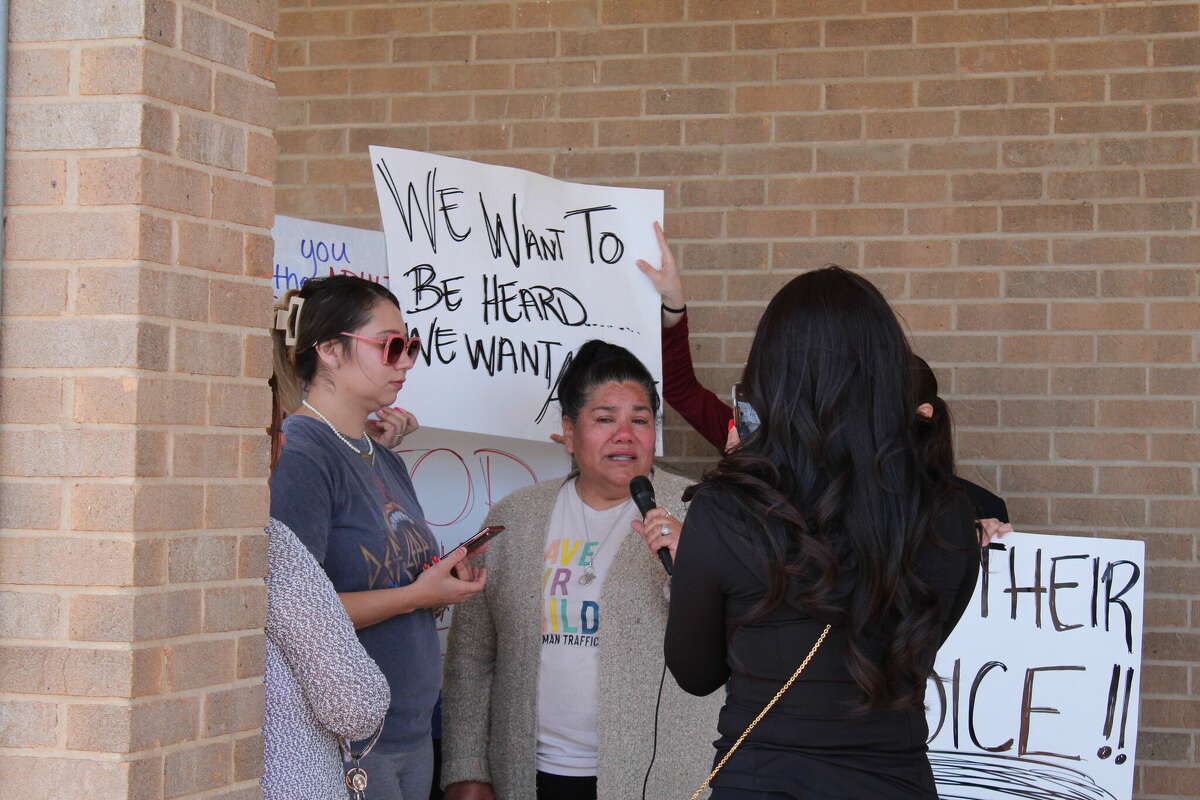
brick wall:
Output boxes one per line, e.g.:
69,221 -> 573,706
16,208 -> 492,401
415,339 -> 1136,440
274,1 -> 1198,797
1,1 -> 275,797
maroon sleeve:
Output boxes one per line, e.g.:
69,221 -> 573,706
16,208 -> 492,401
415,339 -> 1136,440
661,312 -> 734,452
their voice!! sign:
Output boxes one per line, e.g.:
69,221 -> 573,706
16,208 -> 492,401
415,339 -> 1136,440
929,532 -> 1144,800
369,146 -> 665,446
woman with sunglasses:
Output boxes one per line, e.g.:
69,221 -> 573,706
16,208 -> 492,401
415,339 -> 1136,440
269,275 -> 486,800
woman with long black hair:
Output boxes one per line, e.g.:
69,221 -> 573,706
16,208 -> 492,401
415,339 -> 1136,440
665,267 -> 980,799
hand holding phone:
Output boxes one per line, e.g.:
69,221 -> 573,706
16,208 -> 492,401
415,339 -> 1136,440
731,383 -> 760,438
447,525 -> 505,557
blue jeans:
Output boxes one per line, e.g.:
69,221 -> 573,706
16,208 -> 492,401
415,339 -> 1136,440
349,739 -> 433,800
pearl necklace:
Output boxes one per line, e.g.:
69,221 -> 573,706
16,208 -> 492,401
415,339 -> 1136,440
302,399 -> 374,462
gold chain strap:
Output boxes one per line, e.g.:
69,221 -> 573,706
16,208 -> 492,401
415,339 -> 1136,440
689,624 -> 832,800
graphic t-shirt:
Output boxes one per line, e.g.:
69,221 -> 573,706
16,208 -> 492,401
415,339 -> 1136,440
536,479 -> 637,776
269,414 -> 441,750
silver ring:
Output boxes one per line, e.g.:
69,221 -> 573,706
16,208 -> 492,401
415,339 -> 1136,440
660,525 -> 670,537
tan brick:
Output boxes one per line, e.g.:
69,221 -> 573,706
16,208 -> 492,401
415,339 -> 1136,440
432,2 -> 512,31
205,483 -> 270,530
0,590 -> 60,639
681,178 -> 764,208
776,114 -> 862,143
204,683 -> 264,736
178,221 -> 243,275
1060,431 -> 1142,462
233,731 -> 265,782
0,645 -> 157,697
69,697 -> 199,754
863,239 -> 951,269
166,639 -> 236,692
1150,302 -> 1200,331
864,110 -> 954,140
727,141 -> 816,175
1098,202 -> 1193,233
638,149 -> 722,177
1,427 -> 166,478
814,208 -> 903,237
0,699 -> 58,747
689,53 -> 774,83
734,20 -> 819,49
685,117 -> 771,145
1001,464 -> 1093,494
815,143 -> 905,173
1156,431 -> 1200,462
236,633 -> 266,680
6,210 -> 148,261
1,267 -> 69,314
1149,236 -> 1200,266
681,242 -> 769,271
164,741 -> 233,797
215,72 -> 275,128
918,77 -> 1007,107
909,333 -> 998,362
182,7 -> 248,71
599,56 -> 683,86
961,107 -> 1051,137
961,42 -> 1050,73
648,24 -> 732,53
74,376 -> 206,425
168,536 -> 239,584
1003,204 -> 1094,234
769,176 -> 855,205
827,80 -> 913,110
959,239 -> 1048,267
1051,366 -> 1145,395
1146,168 -> 1200,199
75,266 -> 208,321
952,172 -> 1042,202
777,50 -> 865,80
0,479 -> 61,530
70,590 -> 202,643
5,158 -> 66,205
1015,75 -> 1105,105
1052,237 -> 1145,266
1099,466 -> 1193,496
0,756 -> 127,797
178,115 -> 246,172
1003,140 -> 1092,169
203,585 -> 266,633
1052,302 -> 1144,331
238,529 -> 268,579
908,206 -> 998,235
1105,4 -> 1199,35
349,6 -> 429,36
278,9 -> 347,36
1005,270 -> 1096,299
826,16 -> 912,46
1099,399 -> 1193,428
958,303 -> 1048,332
71,482 -> 204,533
892,303 -> 951,332
1098,334 -> 1193,363
1056,105 -> 1147,134
911,271 -> 1000,299
909,141 -> 997,170
1151,499 -> 1200,530
866,47 -> 955,76
1102,268 -> 1195,296
774,241 -> 859,269
954,365 -> 1048,394
1009,8 -> 1102,39
956,430 -> 1049,461
688,0 -> 770,20
1003,335 -> 1093,363
206,280 -> 267,331
8,48 -> 69,96
1150,367 -> 1200,397
1051,497 -> 1146,528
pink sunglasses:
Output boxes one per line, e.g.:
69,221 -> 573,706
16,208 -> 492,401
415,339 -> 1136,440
339,331 -> 422,366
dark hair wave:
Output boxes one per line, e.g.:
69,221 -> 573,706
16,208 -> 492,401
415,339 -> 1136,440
556,339 -> 660,422
699,266 -> 956,711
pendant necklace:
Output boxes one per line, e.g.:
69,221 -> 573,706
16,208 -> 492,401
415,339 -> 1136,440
302,399 -> 375,464
576,486 -> 632,587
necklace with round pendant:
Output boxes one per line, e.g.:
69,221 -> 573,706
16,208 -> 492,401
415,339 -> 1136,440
576,489 -> 631,587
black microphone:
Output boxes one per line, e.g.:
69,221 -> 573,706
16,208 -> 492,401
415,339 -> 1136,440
630,475 -> 672,575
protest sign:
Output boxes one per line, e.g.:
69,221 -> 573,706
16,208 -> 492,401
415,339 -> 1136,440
929,532 -> 1144,800
393,427 -> 569,636
369,146 -> 665,447
271,215 -> 388,297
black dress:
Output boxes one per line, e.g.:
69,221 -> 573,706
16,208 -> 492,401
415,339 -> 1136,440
952,475 -> 1008,523
665,488 -> 979,800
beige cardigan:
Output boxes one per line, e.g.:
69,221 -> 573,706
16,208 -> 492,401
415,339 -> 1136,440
441,469 -> 723,800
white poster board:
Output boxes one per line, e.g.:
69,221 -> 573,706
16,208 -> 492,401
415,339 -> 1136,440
369,146 -> 665,447
393,427 -> 569,636
272,214 -> 388,295
929,532 -> 1144,800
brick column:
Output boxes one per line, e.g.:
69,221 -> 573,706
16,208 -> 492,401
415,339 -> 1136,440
1,1 -> 275,797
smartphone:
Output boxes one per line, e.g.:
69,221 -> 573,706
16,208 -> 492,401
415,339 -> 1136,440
731,383 -> 760,438
446,524 -> 505,556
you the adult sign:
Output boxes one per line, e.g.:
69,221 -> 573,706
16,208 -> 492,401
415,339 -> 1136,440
929,532 -> 1144,800
370,146 -> 665,445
